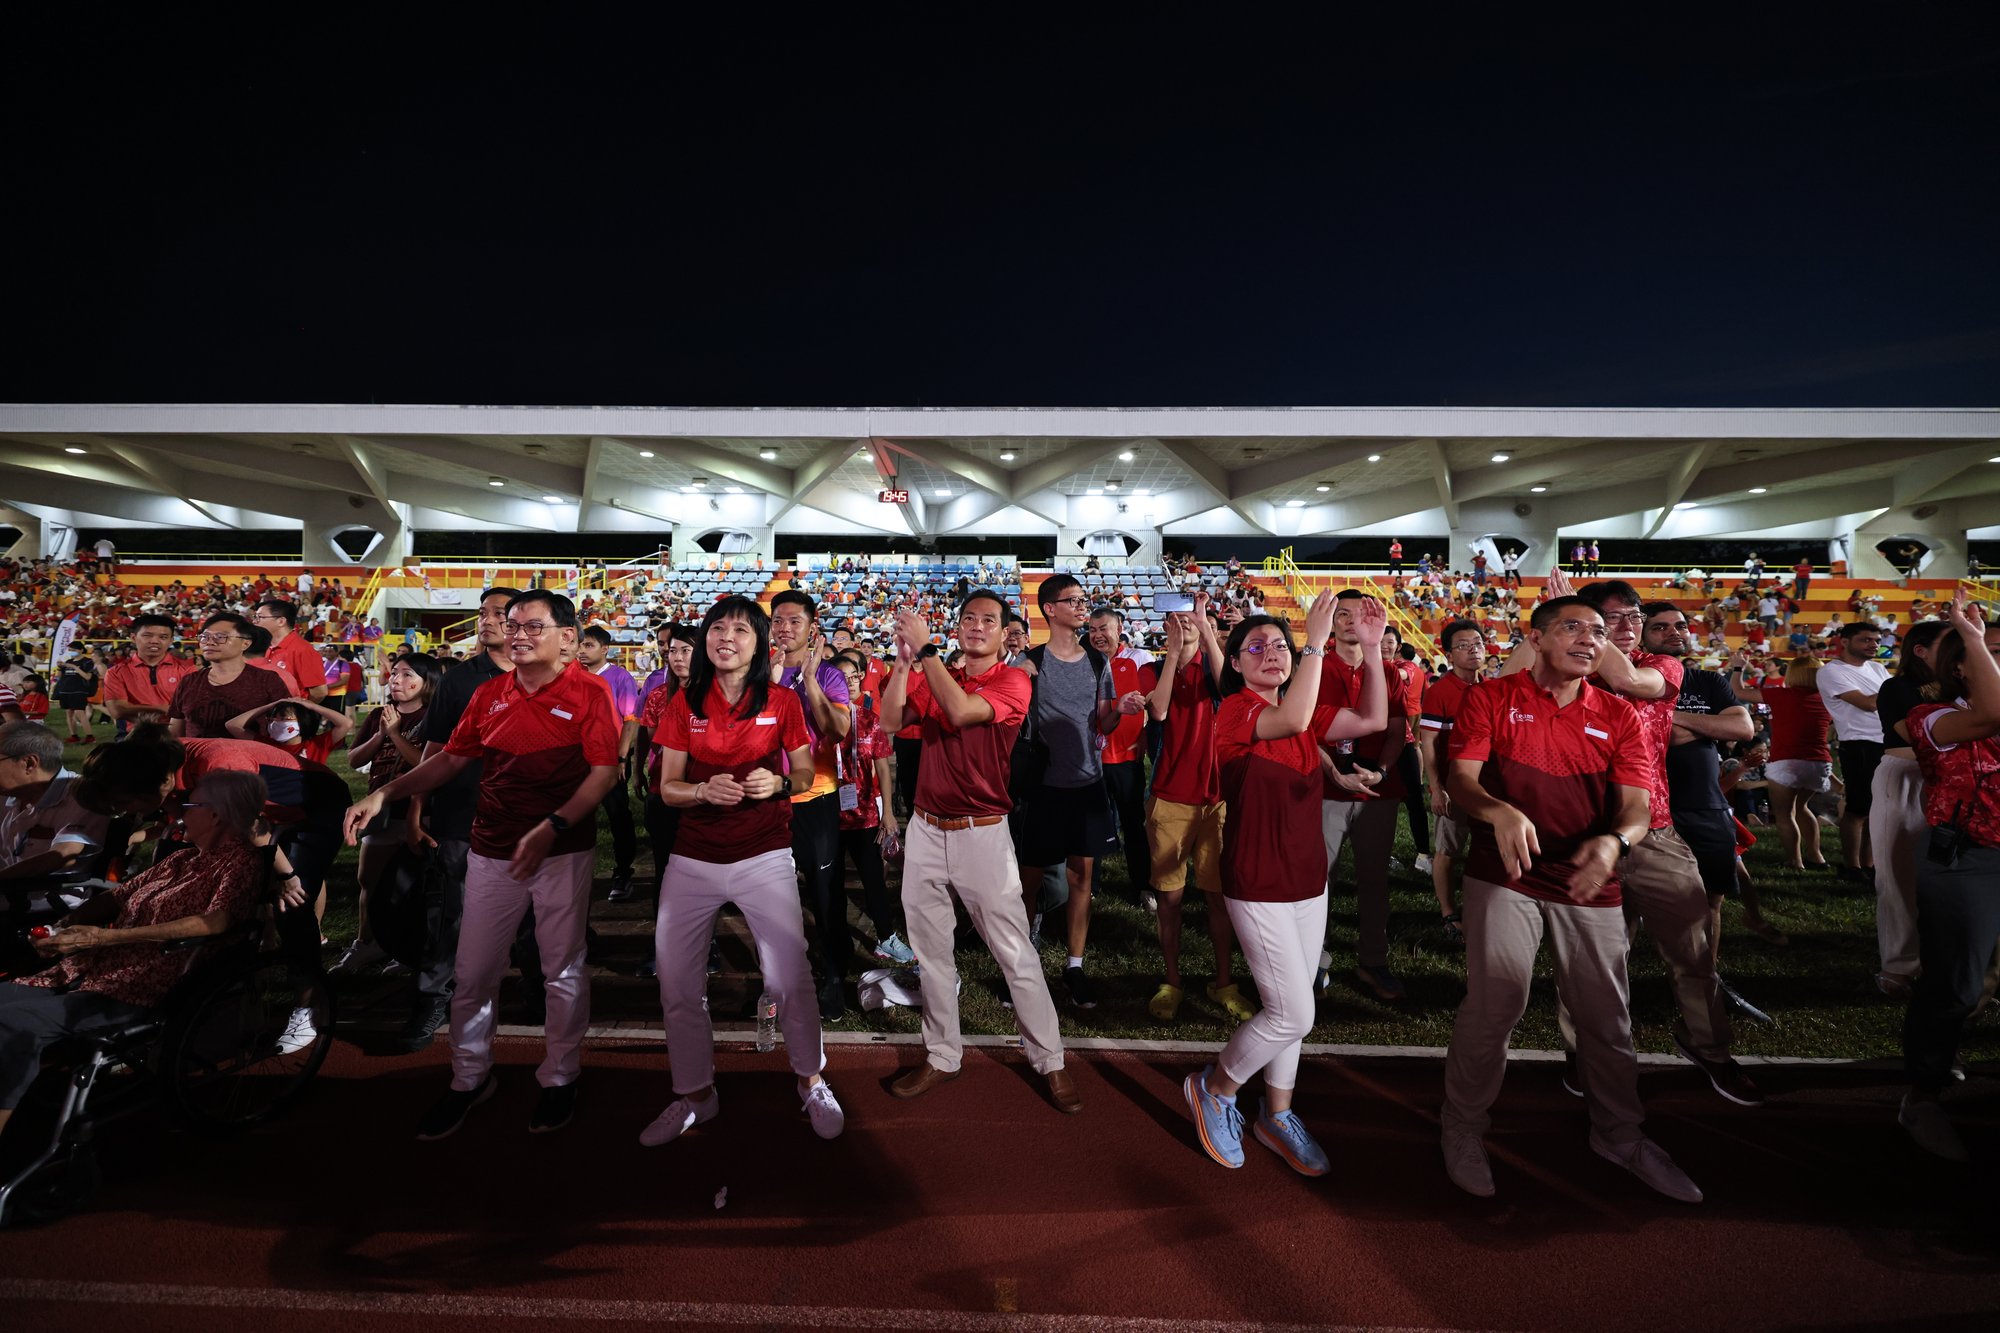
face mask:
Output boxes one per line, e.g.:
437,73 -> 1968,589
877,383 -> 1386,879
268,721 -> 302,743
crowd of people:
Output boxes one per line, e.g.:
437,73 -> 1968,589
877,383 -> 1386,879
0,552 -> 1995,1198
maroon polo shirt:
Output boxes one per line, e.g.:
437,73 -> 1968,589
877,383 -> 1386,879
903,658 -> 1031,820
656,685 -> 810,865
444,661 -> 621,861
1217,692 -> 1340,903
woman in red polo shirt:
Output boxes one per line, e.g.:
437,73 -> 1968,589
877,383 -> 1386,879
640,596 -> 845,1147
1896,598 -> 2000,1162
1729,654 -> 1834,870
1184,590 -> 1390,1177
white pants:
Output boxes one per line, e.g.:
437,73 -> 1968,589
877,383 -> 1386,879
1869,753 -> 1926,980
1219,891 -> 1329,1092
451,850 -> 592,1091
657,847 -> 825,1093
1443,877 -> 1645,1146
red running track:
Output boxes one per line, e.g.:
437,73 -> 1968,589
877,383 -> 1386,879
1,1036 -> 1996,1332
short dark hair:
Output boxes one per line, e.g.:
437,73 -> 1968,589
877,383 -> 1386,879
130,613 -> 176,635
1577,580 -> 1641,611
1439,619 -> 1483,653
580,625 -> 615,648
1335,588 -> 1366,602
1090,605 -> 1125,626
1038,573 -> 1082,611
506,589 -> 577,628
254,598 -> 299,627
770,589 -> 818,618
244,624 -> 273,655
1837,621 -> 1880,640
1640,600 -> 1684,622
201,611 -> 253,638
480,586 -> 522,606
960,588 -> 1009,621
1381,623 -> 1401,644
1530,596 -> 1601,632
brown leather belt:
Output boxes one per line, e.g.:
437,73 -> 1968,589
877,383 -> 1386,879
916,809 -> 1007,831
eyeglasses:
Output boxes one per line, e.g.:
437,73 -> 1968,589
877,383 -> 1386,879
502,621 -> 553,637
1047,597 -> 1091,610
1551,620 -> 1611,642
1238,641 -> 1290,657
1601,611 -> 1645,627
196,632 -> 244,645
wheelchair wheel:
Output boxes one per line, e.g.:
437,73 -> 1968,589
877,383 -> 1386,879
166,949 -> 335,1135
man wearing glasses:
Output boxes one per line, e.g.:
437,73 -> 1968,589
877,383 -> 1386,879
167,612 -> 293,738
250,599 -> 330,703
346,589 -> 621,1140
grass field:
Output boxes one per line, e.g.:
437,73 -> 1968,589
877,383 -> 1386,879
67,726 -> 1996,1064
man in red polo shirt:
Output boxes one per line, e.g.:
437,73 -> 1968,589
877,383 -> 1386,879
1317,589 -> 1409,1001
880,592 -> 1078,1115
103,614 -> 192,725
250,599 -> 329,702
344,589 -> 620,1141
1442,595 -> 1700,1203
1419,618 -> 1486,938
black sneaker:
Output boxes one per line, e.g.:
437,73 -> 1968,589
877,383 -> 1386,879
817,977 -> 847,1023
394,996 -> 451,1053
528,1081 -> 578,1133
1561,1052 -> 1585,1098
1672,1033 -> 1765,1106
605,875 -> 636,903
416,1073 -> 497,1141
1062,965 -> 1098,1010
707,939 -> 724,976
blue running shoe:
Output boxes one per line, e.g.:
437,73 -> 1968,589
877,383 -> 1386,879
1254,1100 -> 1330,1177
1183,1065 -> 1245,1168
873,933 -> 917,966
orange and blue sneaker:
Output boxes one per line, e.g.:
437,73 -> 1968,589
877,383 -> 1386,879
1253,1099 -> 1330,1177
1183,1064 -> 1244,1168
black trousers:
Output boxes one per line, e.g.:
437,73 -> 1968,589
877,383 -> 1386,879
893,736 -> 922,818
1103,759 -> 1152,896
277,811 -> 344,976
599,780 -> 637,878
792,793 -> 851,983
640,796 -> 683,965
417,837 -> 470,1001
839,825 -> 901,940
1904,844 -> 2000,1093
1395,746 -> 1431,855
0,982 -> 151,1108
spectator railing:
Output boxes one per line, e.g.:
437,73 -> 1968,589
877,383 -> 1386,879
1959,578 -> 2000,611
1265,546 -> 1439,660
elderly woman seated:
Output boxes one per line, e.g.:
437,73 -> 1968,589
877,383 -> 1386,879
0,769 -> 282,1144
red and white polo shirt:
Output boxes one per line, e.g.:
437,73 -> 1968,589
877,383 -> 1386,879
445,661 -> 621,861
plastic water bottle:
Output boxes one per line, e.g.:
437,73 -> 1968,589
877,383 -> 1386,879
755,991 -> 779,1052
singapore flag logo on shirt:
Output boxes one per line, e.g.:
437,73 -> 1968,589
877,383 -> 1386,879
1508,708 -> 1536,725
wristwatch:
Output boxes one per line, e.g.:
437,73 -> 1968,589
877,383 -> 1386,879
1298,645 -> 1326,658
1609,832 -> 1632,857
771,775 -> 794,800
545,813 -> 572,834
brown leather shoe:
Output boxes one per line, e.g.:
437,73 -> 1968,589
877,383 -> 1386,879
1045,1066 -> 1083,1115
889,1062 -> 961,1099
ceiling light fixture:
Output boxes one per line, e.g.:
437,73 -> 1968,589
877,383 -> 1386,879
1530,485 -> 1548,493
759,449 -> 778,461
1106,481 -> 1120,491
542,494 -> 562,503
63,446 -> 86,455
999,451 -> 1016,462
1491,452 -> 1510,463
1749,486 -> 1768,494
1316,484 -> 1331,493
1118,450 -> 1134,461
638,450 -> 655,458
1989,455 -> 2000,464
934,488 -> 951,499
1285,499 -> 1307,508
488,477 -> 505,487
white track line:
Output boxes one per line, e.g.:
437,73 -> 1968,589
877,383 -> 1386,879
0,1278 -> 1506,1333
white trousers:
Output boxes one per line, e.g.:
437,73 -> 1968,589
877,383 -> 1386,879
451,850 -> 592,1092
1869,753 -> 1926,980
1219,891 -> 1329,1092
657,847 -> 825,1093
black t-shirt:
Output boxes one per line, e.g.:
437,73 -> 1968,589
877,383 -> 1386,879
1666,666 -> 1742,813
423,652 -> 509,842
1877,673 -> 1925,745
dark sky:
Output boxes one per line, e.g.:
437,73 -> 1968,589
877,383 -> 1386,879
9,7 -> 2000,408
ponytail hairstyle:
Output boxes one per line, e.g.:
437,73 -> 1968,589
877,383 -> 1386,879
685,596 -> 772,721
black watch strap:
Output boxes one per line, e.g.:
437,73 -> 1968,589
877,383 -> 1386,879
1611,832 -> 1632,857
546,813 -> 571,834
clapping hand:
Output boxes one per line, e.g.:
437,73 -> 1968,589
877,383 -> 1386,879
1303,588 -> 1339,652
891,608 -> 928,660
1350,596 -> 1387,647
1544,567 -> 1576,600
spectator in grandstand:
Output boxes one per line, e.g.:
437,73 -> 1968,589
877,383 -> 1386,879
1792,558 -> 1813,601
344,589 -> 621,1140
0,721 -> 111,880
0,768 -> 285,1141
1183,590 -> 1387,1175
576,626 -> 641,901
1866,620 -> 1953,999
224,694 -> 352,766
1388,540 -> 1404,577
1142,597 -> 1252,1024
250,599 -> 329,702
1419,619 -> 1486,941
1315,590 -> 1409,1002
102,614 -> 193,728
1439,594 -> 1701,1202
828,651 -> 909,964
168,612 -> 293,740
768,591 -> 855,1022
882,593 -> 1077,1113
51,652 -> 99,743
1728,654 -> 1835,869
1896,597 -> 2000,1162
1015,573 -> 1128,1009
1819,622 -> 1890,883
640,595 -> 845,1147
333,652 -> 443,980
1088,606 -> 1158,911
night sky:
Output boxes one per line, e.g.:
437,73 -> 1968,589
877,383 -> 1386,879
8,8 -> 1999,408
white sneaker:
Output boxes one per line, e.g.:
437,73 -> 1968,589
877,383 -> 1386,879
1414,854 -> 1434,875
329,939 -> 386,976
1591,1135 -> 1703,1203
1899,1094 -> 1971,1162
1441,1130 -> 1495,1197
275,1006 -> 318,1055
1141,891 -> 1159,915
640,1092 -> 719,1147
802,1081 -> 846,1140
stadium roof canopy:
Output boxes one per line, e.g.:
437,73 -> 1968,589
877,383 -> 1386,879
1,404 -> 1996,568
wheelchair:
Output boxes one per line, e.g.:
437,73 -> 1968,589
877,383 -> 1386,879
0,846 -> 336,1227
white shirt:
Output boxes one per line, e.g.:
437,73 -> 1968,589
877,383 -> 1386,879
1116,644 -> 1157,670
1757,597 -> 1779,617
1817,658 -> 1891,744
93,539 -> 114,558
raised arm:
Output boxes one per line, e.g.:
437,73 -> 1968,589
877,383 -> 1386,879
1251,589 -> 1337,740
1926,597 -> 2000,745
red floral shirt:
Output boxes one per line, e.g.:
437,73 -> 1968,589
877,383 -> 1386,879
838,700 -> 893,831
22,840 -> 264,1008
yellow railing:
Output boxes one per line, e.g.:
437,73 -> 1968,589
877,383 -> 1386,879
1266,547 -> 1438,661
1959,578 -> 2000,611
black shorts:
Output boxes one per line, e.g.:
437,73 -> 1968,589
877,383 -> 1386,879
1839,740 -> 1885,818
1673,808 -> 1738,898
1012,780 -> 1117,868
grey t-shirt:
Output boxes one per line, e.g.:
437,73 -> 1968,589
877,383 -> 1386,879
1035,648 -> 1113,788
